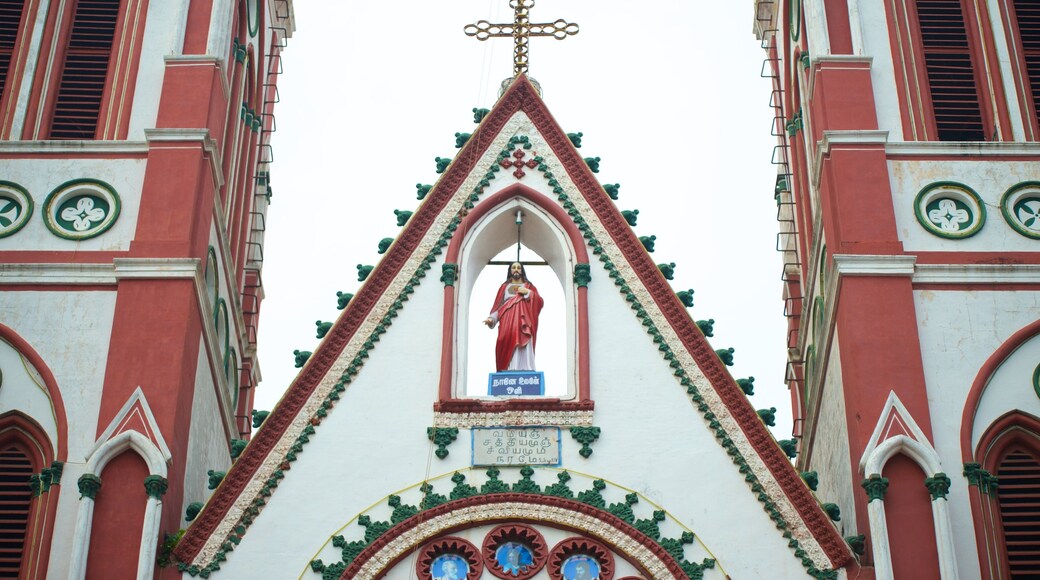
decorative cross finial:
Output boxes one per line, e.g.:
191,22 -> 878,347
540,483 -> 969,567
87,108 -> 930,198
464,0 -> 579,76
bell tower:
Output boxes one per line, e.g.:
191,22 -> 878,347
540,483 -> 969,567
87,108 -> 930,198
756,0 -> 1040,577
0,1 -> 294,578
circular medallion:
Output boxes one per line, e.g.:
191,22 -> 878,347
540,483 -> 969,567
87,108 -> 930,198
789,0 -> 801,41
247,0 -> 260,37
547,537 -> 615,580
1000,182 -> 1040,239
0,181 -> 33,238
482,524 -> 547,580
416,536 -> 483,580
43,179 -> 120,240
914,182 -> 985,239
1033,362 -> 1040,401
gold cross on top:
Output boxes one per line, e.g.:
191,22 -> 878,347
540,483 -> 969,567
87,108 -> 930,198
464,0 -> 579,76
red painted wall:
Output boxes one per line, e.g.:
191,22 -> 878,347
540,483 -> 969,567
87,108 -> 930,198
884,455 -> 941,578
85,452 -> 149,580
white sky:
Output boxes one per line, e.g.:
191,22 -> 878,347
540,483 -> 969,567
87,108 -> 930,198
254,1 -> 796,438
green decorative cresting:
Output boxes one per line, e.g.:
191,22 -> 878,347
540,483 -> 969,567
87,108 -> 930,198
78,473 -> 102,500
821,503 -> 840,522
186,502 -> 203,522
230,439 -> 248,460
583,156 -> 601,173
861,474 -> 889,502
415,183 -> 432,200
573,263 -> 591,287
394,209 -> 412,227
144,475 -> 169,499
779,439 -> 798,459
567,132 -> 583,148
737,376 -> 754,396
621,209 -> 639,226
963,462 -> 999,496
569,426 -> 601,458
716,347 -> 735,366
356,264 -> 373,281
454,132 -> 471,148
251,409 -> 269,428
757,407 -> 777,427
657,262 -> 676,280
336,291 -> 353,310
207,470 -> 226,490
315,321 -> 332,339
603,183 -> 620,200
434,157 -> 451,173
377,237 -> 393,254
801,471 -> 819,492
844,535 -> 865,556
676,289 -> 694,308
696,319 -> 714,337
293,350 -> 311,368
427,427 -> 459,459
472,107 -> 490,123
639,235 -> 656,252
925,472 -> 951,500
440,263 -> 457,287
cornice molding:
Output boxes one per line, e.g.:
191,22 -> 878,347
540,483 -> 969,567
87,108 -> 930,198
913,263 -> 1040,284
833,254 -> 916,276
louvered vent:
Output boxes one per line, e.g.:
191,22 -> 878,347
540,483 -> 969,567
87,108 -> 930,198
0,0 -> 26,104
997,448 -> 1040,578
1016,0 -> 1040,129
916,0 -> 986,140
0,446 -> 32,578
48,0 -> 120,140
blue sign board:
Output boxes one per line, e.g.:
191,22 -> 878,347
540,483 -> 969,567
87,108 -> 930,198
487,371 -> 545,396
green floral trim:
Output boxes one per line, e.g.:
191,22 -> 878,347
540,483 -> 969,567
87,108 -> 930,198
573,263 -> 591,287
440,263 -> 457,287
145,475 -> 170,499
924,472 -> 951,500
426,427 -> 459,459
569,426 -> 600,458
963,462 -> 999,496
305,469 -> 717,579
78,473 -> 101,500
861,474 -> 888,502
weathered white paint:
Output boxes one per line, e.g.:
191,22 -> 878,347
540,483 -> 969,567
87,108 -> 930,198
973,332 -> 1040,445
914,289 -> 1040,579
7,0 -> 53,138
0,337 -> 60,447
854,0 -> 906,138
126,0 -> 186,139
984,0 -> 1027,140
182,340 -> 233,519
889,160 -> 1040,252
806,333 -> 857,536
0,158 -> 145,252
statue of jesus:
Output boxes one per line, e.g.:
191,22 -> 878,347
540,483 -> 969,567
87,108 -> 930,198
484,262 -> 544,372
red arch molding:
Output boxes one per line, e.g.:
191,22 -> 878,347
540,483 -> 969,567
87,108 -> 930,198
0,323 -> 69,461
337,494 -> 685,579
439,183 -> 592,405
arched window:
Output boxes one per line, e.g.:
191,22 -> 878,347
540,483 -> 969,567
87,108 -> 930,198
0,440 -> 34,577
0,0 -> 31,124
995,445 -> 1040,577
1000,0 -> 1040,139
438,184 -> 591,409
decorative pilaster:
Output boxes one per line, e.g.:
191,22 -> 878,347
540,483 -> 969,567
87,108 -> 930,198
427,427 -> 459,459
78,473 -> 102,500
569,426 -> 601,458
861,474 -> 889,502
573,263 -> 591,287
144,475 -> 169,499
924,472 -> 951,500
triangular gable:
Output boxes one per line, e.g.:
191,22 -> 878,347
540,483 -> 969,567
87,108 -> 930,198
175,76 -> 855,574
859,391 -> 941,475
88,385 -> 172,463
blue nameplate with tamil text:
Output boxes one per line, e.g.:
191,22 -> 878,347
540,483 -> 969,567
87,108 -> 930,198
487,371 -> 545,396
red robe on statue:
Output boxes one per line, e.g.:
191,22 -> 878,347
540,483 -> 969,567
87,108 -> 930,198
489,281 -> 544,372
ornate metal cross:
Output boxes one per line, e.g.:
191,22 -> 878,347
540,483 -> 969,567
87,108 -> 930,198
464,0 -> 579,76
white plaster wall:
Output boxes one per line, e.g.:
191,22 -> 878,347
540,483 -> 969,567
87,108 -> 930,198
984,0 -> 1027,140
973,332 -> 1040,444
855,0 -> 905,141
0,290 -> 116,580
0,339 -> 60,447
0,158 -> 145,251
219,251 -> 815,579
805,334 -> 857,537
183,340 -> 233,523
890,160 -> 1040,251
914,289 -> 1040,578
126,1 -> 186,139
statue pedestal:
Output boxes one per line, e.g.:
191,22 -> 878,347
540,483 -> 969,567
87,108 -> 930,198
487,371 -> 545,396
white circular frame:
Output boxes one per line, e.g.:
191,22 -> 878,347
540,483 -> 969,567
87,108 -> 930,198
0,181 -> 34,238
43,179 -> 121,240
913,182 -> 985,239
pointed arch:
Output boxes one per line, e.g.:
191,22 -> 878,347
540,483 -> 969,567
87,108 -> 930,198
0,323 -> 68,461
969,411 -> 1040,579
438,183 -> 591,405
0,411 -> 58,579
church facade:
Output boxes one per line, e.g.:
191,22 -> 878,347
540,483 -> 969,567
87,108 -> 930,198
757,0 -> 1040,578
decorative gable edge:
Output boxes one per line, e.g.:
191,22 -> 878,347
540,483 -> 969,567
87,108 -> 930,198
858,390 -> 941,476
87,385 -> 172,464
174,76 -> 856,577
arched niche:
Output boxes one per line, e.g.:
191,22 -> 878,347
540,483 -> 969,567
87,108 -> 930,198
439,184 -> 591,406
